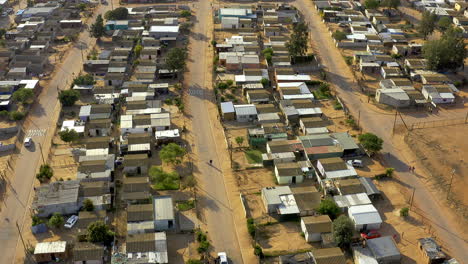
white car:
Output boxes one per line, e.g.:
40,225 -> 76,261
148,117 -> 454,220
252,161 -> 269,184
217,252 -> 228,264
24,137 -> 33,147
64,215 -> 78,228
347,159 -> 363,168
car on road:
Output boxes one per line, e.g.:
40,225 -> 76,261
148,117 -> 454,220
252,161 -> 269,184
217,252 -> 228,264
24,137 -> 33,147
361,230 -> 381,239
347,159 -> 363,168
64,215 -> 78,228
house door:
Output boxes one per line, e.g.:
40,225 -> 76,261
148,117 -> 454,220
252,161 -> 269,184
168,220 -> 173,228
362,224 -> 367,231
137,166 -> 141,174
292,176 -> 296,184
108,80 -> 112,86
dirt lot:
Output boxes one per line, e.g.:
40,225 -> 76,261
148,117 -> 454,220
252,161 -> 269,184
405,125 -> 468,219
257,221 -> 314,256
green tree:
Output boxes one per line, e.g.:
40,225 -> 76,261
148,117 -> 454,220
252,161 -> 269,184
8,111 -> 25,121
187,260 -> 203,264
48,213 -> 64,228
332,215 -> 354,248
385,167 -> 395,177
36,164 -> 53,183
104,7 -> 128,20
83,199 -> 94,211
91,14 -> 105,38
262,47 -> 274,64
165,47 -> 188,74
235,136 -> 244,147
180,10 -> 191,18
182,174 -> 197,191
317,199 -> 341,219
0,28 -> 6,39
423,27 -> 466,71
286,22 -> 309,57
437,16 -> 452,31
73,74 -> 95,85
12,88 -> 34,104
358,133 -> 383,155
58,90 -> 80,106
364,0 -> 380,9
260,78 -> 269,87
332,30 -> 347,41
418,11 -> 437,39
400,207 -> 409,217
159,143 -> 186,164
149,166 -> 180,190
86,221 -> 114,245
381,0 -> 400,9
134,44 -> 142,58
77,3 -> 87,11
58,128 -> 79,143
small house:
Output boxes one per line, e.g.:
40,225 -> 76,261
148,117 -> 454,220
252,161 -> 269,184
73,242 -> 105,264
333,193 -> 371,211
274,162 -> 305,184
149,25 -> 179,40
87,119 -> 112,137
220,101 -> 235,121
301,215 -> 332,242
376,88 -> 411,108
381,66 -> 403,79
125,232 -> 168,263
33,180 -> 80,217
76,210 -> 107,230
123,154 -> 149,175
246,89 -> 272,104
34,241 -> 67,263
221,17 -> 239,29
154,195 -> 175,230
364,236 -> 401,264
234,104 -> 258,122
315,157 -> 358,183
292,185 -> 321,216
299,117 -> 329,135
418,238 -> 446,264
311,248 -> 346,264
123,176 -> 149,193
422,85 -> 455,104
348,204 -> 383,231
258,113 -> 281,124
261,186 -> 299,215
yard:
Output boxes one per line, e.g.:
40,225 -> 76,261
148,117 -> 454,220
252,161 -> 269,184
244,149 -> 263,164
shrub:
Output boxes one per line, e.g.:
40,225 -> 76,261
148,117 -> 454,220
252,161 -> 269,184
385,167 -> 395,178
254,244 -> 264,258
58,90 -> 80,106
87,221 -> 114,245
400,207 -> 409,217
344,56 -> 353,65
226,79 -> 234,86
8,111 -> 25,121
32,215 -> 45,226
48,213 -> 64,228
332,31 -> 347,41
260,78 -> 269,87
73,74 -> 94,85
247,218 -> 256,238
317,199 -> 340,219
12,88 -> 34,104
217,82 -> 229,90
58,128 -> 79,143
358,133 -> 384,155
36,164 -> 53,183
83,199 -> 94,211
180,10 -> 191,18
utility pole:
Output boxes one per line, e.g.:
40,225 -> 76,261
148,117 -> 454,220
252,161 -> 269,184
38,142 -> 45,165
392,109 -> 398,135
357,110 -> 361,131
446,169 -> 455,200
410,187 -> 415,210
16,221 -> 33,263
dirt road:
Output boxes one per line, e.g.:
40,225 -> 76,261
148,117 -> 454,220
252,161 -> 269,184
294,0 -> 468,260
0,2 -> 115,263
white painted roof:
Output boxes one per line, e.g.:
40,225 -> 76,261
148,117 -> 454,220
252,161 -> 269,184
149,26 -> 179,33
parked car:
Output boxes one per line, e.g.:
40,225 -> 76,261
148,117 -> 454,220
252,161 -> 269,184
361,230 -> 381,239
24,137 -> 33,147
347,159 -> 363,168
217,252 -> 228,264
64,215 -> 78,228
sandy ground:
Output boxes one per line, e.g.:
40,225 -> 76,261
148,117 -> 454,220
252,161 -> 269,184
405,125 -> 468,219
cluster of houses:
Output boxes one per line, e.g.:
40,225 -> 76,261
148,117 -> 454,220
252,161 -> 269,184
29,5 -> 192,264
313,0 -> 460,109
0,1 -> 85,112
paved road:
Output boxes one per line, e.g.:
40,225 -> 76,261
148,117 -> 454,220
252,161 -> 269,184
0,2 -> 114,262
294,0 -> 468,260
184,1 -> 245,263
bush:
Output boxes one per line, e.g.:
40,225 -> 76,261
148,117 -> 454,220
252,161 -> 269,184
58,128 -> 79,143
73,74 -> 95,85
195,229 -> 210,253
400,207 -> 409,217
8,111 -> 25,121
226,79 -> 234,86
217,82 -> 229,90
104,7 -> 128,20
180,10 -> 191,18
186,260 -> 203,264
254,244 -> 264,258
344,56 -> 353,65
305,80 -> 323,86
247,218 -> 256,238
48,213 -> 64,228
317,199 -> 341,219
159,143 -> 186,164
36,164 -> 53,183
149,166 -> 180,190
332,31 -> 347,41
358,133 -> 384,155
385,167 -> 395,178
83,199 -> 94,211
86,221 -> 114,245
260,78 -> 269,87
59,90 -> 80,106
32,215 -> 45,227
12,88 -> 34,104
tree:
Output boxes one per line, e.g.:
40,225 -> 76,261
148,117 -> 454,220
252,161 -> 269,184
332,30 -> 347,42
262,47 -> 274,64
358,133 -> 383,155
381,0 -> 400,9
235,136 -> 244,147
134,44 -> 142,58
437,16 -> 452,31
418,11 -> 437,39
286,22 -> 309,57
180,10 -> 191,18
0,28 -> 6,39
159,143 -> 186,164
86,221 -> 114,244
58,90 -> 80,106
385,167 -> 395,177
332,215 -> 354,248
165,48 -> 188,74
317,199 -> 341,219
91,15 -> 105,38
149,166 -> 180,190
83,199 -> 94,211
48,213 -> 64,228
73,74 -> 95,85
77,3 -> 87,11
104,7 -> 128,20
400,207 -> 409,217
58,128 -> 79,143
182,174 -> 197,191
36,164 -> 53,183
364,0 -> 380,9
8,111 -> 25,121
260,78 -> 269,87
423,27 -> 466,71
12,88 -> 34,104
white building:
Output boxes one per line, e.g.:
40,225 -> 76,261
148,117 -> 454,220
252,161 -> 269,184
348,204 -> 383,231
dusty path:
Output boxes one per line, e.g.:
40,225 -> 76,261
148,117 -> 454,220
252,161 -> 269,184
294,0 -> 468,260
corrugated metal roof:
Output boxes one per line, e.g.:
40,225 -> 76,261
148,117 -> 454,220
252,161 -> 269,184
348,204 -> 382,225
153,195 -> 174,221
34,241 -> 67,254
333,193 -> 371,208
234,104 -> 257,116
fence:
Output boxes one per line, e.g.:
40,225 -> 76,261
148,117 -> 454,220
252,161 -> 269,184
409,117 -> 467,130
